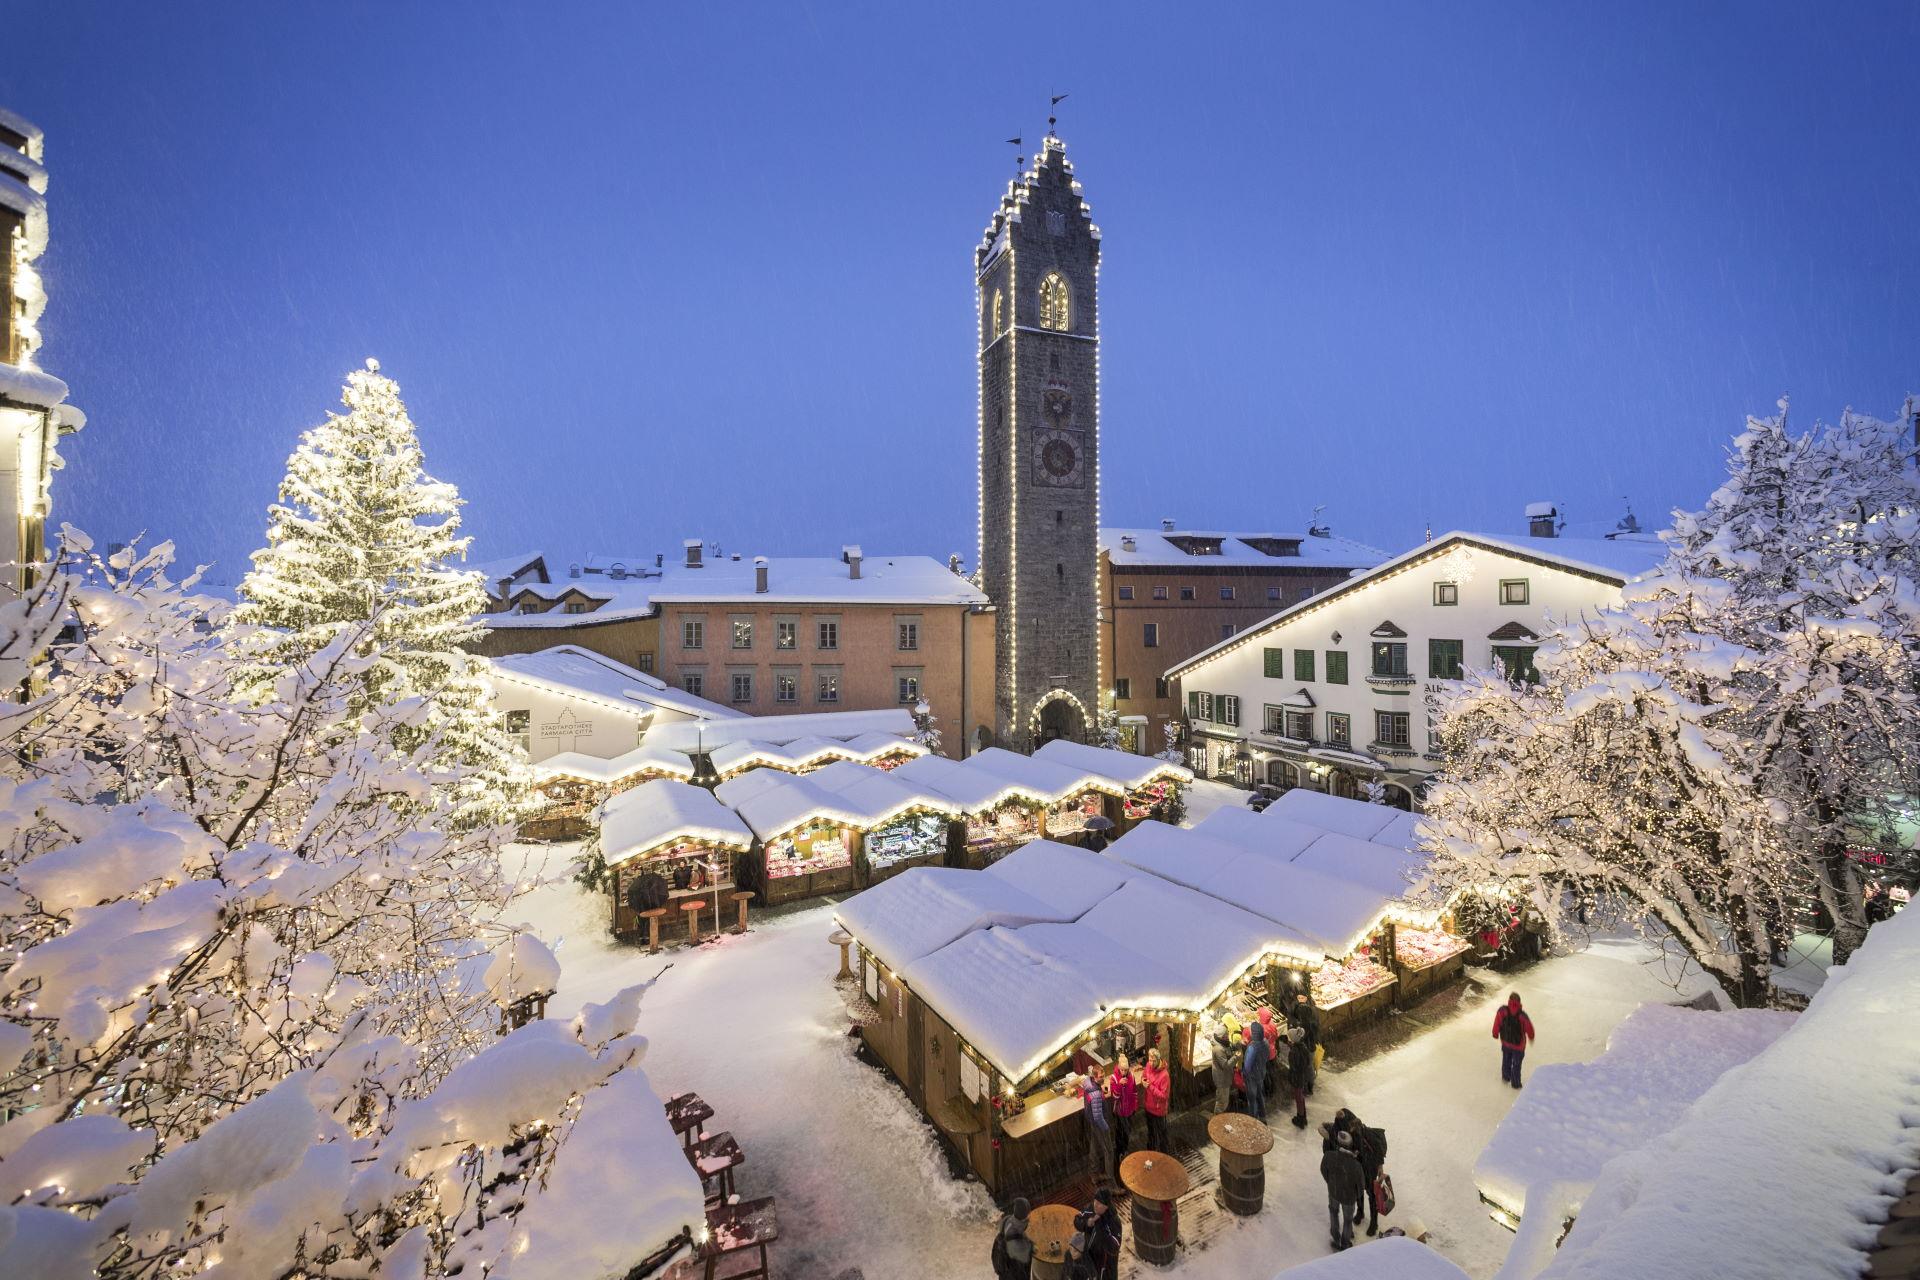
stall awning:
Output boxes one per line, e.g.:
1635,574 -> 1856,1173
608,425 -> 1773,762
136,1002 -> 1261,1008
969,747 -> 1119,803
597,779 -> 753,865
890,753 -> 1047,813
1033,739 -> 1194,791
713,760 -> 957,842
532,740 -> 695,784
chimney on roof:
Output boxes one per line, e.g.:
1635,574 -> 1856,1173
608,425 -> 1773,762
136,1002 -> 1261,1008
754,556 -> 769,593
655,552 -> 663,568
1120,535 -> 1136,552
731,552 -> 741,562
949,553 -> 963,576
568,562 -> 581,579
843,545 -> 863,580
683,539 -> 703,568
1527,503 -> 1560,539
1161,518 -> 1176,533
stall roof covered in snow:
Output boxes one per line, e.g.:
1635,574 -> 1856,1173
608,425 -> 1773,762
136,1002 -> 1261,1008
1535,905 -> 1920,1280
1033,738 -> 1193,790
491,646 -> 740,723
890,753 -> 1043,812
967,746 -> 1123,802
713,761 -> 956,841
707,731 -> 924,779
530,740 -> 694,784
1262,789 -> 1402,840
650,708 -> 915,753
597,779 -> 753,865
1100,526 -> 1386,571
833,870 -> 1069,974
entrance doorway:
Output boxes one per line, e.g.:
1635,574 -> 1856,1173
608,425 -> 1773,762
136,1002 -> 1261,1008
1033,694 -> 1087,748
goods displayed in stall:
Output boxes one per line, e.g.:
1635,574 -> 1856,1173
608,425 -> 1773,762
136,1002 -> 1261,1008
966,801 -> 1042,855
766,822 -> 852,881
1396,926 -> 1470,969
1122,776 -> 1180,821
864,812 -> 948,875
1311,952 -> 1398,1035
1045,790 -> 1106,839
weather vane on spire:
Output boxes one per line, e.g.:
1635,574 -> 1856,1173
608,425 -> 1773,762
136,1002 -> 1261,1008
1006,133 -> 1023,173
1049,92 -> 1068,136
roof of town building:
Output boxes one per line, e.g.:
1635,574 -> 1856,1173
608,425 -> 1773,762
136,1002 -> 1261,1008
482,550 -> 987,627
1100,526 -> 1386,571
1167,529 -> 1670,678
489,645 -> 741,722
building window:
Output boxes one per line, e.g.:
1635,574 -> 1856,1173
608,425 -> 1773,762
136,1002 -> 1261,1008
564,601 -> 589,614
775,671 -> 798,703
990,289 -> 1003,335
1263,705 -> 1285,734
1327,713 -> 1351,747
1326,650 -> 1348,684
1492,644 -> 1540,684
1046,209 -> 1067,236
1114,677 -> 1132,700
1180,586 -> 1196,601
1371,642 -> 1408,677
1499,579 -> 1530,606
506,710 -> 530,753
897,672 -> 921,704
897,620 -> 920,651
1118,585 -> 1135,600
1429,638 -> 1464,679
1143,623 -> 1159,648
1267,586 -> 1281,601
1294,649 -> 1315,682
817,619 -> 839,650
775,619 -> 797,650
637,652 -> 655,672
1375,710 -> 1411,748
1188,691 -> 1214,722
517,601 -> 540,614
1434,581 -> 1459,606
1263,647 -> 1285,678
1285,709 -> 1314,740
1220,586 -> 1236,601
682,619 -> 704,649
682,672 -> 704,698
731,618 -> 753,649
1039,272 -> 1071,330
816,670 -> 841,703
1155,676 -> 1170,699
1220,623 -> 1235,640
1152,585 -> 1169,600
1217,694 -> 1241,726
730,672 -> 754,703
1291,586 -> 1313,604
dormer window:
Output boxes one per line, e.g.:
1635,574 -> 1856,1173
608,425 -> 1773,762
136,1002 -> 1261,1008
1039,273 -> 1071,331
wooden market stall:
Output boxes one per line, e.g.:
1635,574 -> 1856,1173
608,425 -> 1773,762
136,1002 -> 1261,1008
890,754 -> 1053,868
706,732 -> 929,783
598,779 -> 755,942
1034,739 -> 1194,831
805,760 -> 959,885
524,743 -> 697,841
967,747 -> 1126,845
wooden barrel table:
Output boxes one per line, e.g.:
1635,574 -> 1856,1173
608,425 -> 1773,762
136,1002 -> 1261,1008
1208,1111 -> 1274,1216
1026,1203 -> 1078,1280
1120,1149 -> 1191,1268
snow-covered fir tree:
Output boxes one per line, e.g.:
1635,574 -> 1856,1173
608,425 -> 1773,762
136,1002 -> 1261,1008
0,534 -> 687,1279
910,697 -> 942,754
230,361 -> 526,826
1422,402 -> 1920,1004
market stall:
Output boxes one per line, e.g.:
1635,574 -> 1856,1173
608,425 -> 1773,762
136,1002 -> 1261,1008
1392,925 -> 1472,1002
524,742 -> 698,841
890,754 -> 1052,866
967,747 -> 1123,845
597,779 -> 755,940
1033,739 -> 1194,830
805,760 -> 961,885
716,770 -> 859,905
705,731 -> 929,783
1309,949 -> 1399,1036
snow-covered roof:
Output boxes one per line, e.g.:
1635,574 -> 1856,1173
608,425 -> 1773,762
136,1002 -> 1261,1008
649,709 -> 915,753
0,362 -> 69,410
597,779 -> 754,866
967,746 -> 1122,803
1168,530 -> 1668,678
1290,832 -> 1427,902
833,870 -> 1069,974
1536,905 -> 1920,1280
490,645 -> 741,723
1268,1236 -> 1470,1280
1033,739 -> 1193,790
890,753 -> 1047,812
713,761 -> 956,841
705,731 -> 924,780
483,552 -> 986,628
468,551 -> 547,587
530,741 -> 694,784
1101,526 -> 1387,571
982,840 -> 1135,916
1263,789 -> 1401,840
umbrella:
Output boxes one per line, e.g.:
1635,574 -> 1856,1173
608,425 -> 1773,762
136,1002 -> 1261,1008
1083,815 -> 1115,832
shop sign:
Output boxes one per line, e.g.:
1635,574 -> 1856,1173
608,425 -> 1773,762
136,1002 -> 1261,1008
539,708 -> 594,740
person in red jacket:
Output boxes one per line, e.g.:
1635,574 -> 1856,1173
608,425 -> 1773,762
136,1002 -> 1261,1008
1140,1048 -> 1171,1153
1106,1053 -> 1138,1162
1493,992 -> 1535,1088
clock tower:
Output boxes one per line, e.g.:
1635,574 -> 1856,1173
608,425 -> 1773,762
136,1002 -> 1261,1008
976,134 -> 1101,749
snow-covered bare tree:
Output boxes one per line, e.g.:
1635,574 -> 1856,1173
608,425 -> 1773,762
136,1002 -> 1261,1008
0,535 -> 700,1279
230,360 -> 526,826
910,697 -> 943,754
1422,402 -> 1920,1004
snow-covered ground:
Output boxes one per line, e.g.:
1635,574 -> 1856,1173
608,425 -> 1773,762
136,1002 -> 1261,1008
501,841 -> 1721,1279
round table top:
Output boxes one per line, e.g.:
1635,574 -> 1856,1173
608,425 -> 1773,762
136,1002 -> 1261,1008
1120,1149 -> 1192,1202
1026,1203 -> 1078,1263
638,907 -> 670,919
828,928 -> 853,945
679,900 -> 705,913
1208,1111 -> 1275,1157
729,890 -> 756,902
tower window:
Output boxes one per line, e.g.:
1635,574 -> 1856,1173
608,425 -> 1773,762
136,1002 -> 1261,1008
990,289 -> 1003,335
1039,273 -> 1071,331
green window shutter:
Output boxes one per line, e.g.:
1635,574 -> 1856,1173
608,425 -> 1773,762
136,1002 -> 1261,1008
1294,649 -> 1315,682
1187,690 -> 1201,718
1326,651 -> 1348,684
1263,647 -> 1284,679
1429,639 -> 1463,679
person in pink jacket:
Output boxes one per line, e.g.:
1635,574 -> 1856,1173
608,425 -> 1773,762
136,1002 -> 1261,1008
1493,992 -> 1536,1088
1256,1006 -> 1282,1101
1106,1052 -> 1138,1161
1140,1048 -> 1171,1153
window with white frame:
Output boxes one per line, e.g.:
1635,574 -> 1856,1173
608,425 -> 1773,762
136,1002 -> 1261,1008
682,618 -> 704,649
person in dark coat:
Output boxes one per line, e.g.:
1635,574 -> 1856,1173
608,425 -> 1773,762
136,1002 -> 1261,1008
1209,1029 -> 1236,1114
1242,1016 -> 1271,1122
1285,1026 -> 1312,1128
1320,1129 -> 1366,1250
1085,1187 -> 1123,1280
1335,1107 -> 1387,1237
1292,990 -> 1322,1095
1493,992 -> 1536,1088
992,1198 -> 1034,1279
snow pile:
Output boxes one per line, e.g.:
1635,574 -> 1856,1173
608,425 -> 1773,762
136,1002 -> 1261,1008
485,933 -> 564,1003
1271,1235 -> 1471,1278
1476,1003 -> 1795,1277
1536,907 -> 1920,1280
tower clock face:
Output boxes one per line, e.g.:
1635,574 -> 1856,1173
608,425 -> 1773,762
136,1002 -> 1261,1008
1034,428 -> 1085,487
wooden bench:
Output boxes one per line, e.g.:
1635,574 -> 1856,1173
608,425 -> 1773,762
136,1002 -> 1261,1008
667,1196 -> 777,1280
686,1129 -> 744,1204
665,1092 -> 714,1150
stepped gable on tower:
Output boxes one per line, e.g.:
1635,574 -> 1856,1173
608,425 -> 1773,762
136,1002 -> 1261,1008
975,134 -> 1102,752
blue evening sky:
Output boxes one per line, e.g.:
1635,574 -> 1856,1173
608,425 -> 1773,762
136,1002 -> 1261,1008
7,4 -> 1917,586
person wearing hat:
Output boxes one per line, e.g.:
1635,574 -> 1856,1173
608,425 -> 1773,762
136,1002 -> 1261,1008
1085,1187 -> 1123,1280
1079,1070 -> 1116,1185
1209,1027 -> 1236,1114
1242,1012 -> 1272,1122
1320,1128 -> 1367,1250
991,1197 -> 1033,1279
